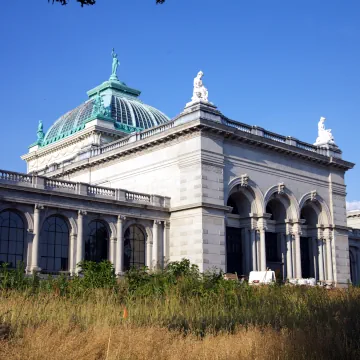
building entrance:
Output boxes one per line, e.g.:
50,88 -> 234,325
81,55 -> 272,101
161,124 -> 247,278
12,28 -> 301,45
226,227 -> 243,275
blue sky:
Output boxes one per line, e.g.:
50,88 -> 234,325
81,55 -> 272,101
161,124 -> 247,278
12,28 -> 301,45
1,0 -> 359,206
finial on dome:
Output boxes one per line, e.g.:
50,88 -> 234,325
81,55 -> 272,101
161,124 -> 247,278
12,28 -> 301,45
110,48 -> 120,81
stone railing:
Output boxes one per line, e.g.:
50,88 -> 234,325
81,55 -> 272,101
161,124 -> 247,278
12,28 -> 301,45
125,191 -> 151,202
263,130 -> 287,143
45,179 -> 77,191
296,140 -> 317,153
140,122 -> 176,140
87,185 -> 116,197
0,169 -> 170,208
222,118 -> 252,133
221,119 -> 334,157
0,170 -> 32,183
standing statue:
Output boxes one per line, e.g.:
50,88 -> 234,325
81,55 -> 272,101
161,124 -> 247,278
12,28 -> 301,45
37,120 -> 44,143
111,48 -> 120,80
314,117 -> 335,145
191,71 -> 209,103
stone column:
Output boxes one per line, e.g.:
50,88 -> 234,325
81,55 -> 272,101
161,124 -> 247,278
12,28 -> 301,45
259,228 -> 266,271
163,221 -> 170,267
286,234 -> 293,279
76,210 -> 86,274
294,232 -> 302,279
30,204 -> 43,272
326,235 -> 333,283
110,237 -> 116,265
244,228 -> 250,274
146,237 -> 153,270
318,238 -> 325,282
153,220 -> 161,269
250,229 -> 257,271
116,215 -> 125,275
312,237 -> 318,281
279,233 -> 285,280
69,233 -> 77,275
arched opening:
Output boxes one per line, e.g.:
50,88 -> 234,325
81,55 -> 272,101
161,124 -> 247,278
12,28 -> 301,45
300,202 -> 320,279
86,220 -> 109,263
40,215 -> 69,272
0,210 -> 25,268
226,190 -> 253,275
124,225 -> 146,270
265,197 -> 286,279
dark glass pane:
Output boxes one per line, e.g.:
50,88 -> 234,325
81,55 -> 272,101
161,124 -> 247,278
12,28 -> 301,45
40,216 -> 69,272
85,221 -> 108,263
124,225 -> 145,271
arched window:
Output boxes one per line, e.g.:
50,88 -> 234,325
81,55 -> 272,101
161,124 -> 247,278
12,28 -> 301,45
124,225 -> 145,270
0,210 -> 25,268
40,216 -> 69,272
86,220 -> 108,262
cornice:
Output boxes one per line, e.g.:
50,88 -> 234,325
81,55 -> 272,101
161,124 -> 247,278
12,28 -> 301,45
21,124 -> 123,161
35,116 -> 354,178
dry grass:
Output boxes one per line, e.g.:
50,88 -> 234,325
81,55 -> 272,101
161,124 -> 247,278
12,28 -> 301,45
0,324 -> 303,360
1,288 -> 360,359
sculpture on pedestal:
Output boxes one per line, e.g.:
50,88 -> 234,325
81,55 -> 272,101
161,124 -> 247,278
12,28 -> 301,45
110,48 -> 120,81
314,117 -> 335,146
191,71 -> 209,103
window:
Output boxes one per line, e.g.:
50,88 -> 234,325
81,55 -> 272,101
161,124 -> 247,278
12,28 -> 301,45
40,216 -> 69,272
0,210 -> 25,268
124,225 -> 145,270
86,221 -> 108,262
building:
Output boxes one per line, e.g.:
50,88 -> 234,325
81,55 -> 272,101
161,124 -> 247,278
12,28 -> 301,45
0,54 -> 358,287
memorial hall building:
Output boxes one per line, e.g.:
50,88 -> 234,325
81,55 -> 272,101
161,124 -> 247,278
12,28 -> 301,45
0,56 -> 359,287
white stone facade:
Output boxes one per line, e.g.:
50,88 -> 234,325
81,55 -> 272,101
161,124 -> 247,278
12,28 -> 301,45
11,99 -> 356,287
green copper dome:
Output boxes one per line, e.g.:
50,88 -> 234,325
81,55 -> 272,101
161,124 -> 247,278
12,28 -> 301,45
38,78 -> 170,147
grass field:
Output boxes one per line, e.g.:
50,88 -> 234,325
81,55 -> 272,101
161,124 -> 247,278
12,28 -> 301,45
0,260 -> 359,359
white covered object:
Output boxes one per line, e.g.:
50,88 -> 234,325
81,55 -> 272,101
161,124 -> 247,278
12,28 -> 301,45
289,278 -> 316,286
249,271 -> 276,285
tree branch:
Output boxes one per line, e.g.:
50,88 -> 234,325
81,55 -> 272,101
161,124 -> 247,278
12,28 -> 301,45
49,0 -> 166,6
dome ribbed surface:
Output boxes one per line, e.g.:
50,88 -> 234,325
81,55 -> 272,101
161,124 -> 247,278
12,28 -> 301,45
42,95 -> 170,146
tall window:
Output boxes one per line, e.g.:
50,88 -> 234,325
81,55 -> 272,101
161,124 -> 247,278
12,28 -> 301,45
86,221 -> 108,262
124,225 -> 145,270
0,210 -> 25,268
40,216 -> 69,272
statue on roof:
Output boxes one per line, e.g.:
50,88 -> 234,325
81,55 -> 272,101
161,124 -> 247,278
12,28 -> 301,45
191,71 -> 209,103
91,92 -> 112,119
314,117 -> 336,146
37,120 -> 44,144
111,48 -> 120,80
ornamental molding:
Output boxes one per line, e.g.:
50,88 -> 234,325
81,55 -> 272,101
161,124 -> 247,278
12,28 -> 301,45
43,117 -> 353,179
240,174 -> 249,187
310,190 -> 317,202
277,182 -> 285,195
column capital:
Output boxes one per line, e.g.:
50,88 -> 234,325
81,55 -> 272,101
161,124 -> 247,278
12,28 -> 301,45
154,220 -> 162,225
78,210 -> 87,216
117,215 -> 126,222
35,204 -> 44,210
164,220 -> 170,228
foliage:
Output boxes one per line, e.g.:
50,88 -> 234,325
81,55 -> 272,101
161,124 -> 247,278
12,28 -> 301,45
48,0 -> 166,6
2,259 -> 360,358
